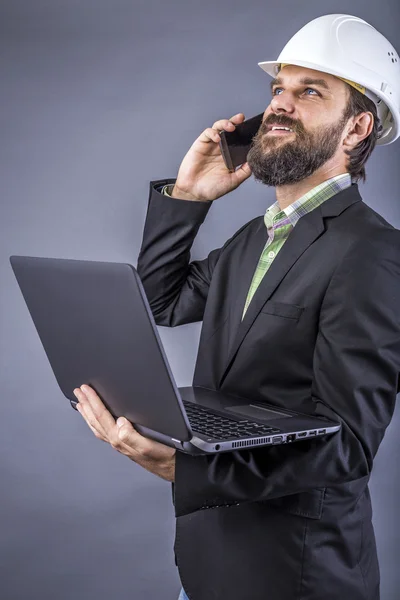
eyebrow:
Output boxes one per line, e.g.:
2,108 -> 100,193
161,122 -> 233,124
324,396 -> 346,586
270,77 -> 331,92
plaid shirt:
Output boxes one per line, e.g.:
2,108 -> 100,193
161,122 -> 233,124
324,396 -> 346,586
242,173 -> 352,318
160,173 -> 353,320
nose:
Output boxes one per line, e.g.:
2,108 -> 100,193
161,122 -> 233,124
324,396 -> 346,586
270,90 -> 296,115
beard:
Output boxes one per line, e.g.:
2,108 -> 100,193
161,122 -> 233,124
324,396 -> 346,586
246,111 -> 349,187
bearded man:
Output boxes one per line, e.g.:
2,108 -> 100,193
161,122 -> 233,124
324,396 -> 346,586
75,14 -> 400,600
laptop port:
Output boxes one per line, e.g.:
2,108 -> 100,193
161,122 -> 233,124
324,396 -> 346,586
287,434 -> 296,443
309,430 -> 317,436
297,432 -> 307,437
272,436 -> 283,444
318,429 -> 326,435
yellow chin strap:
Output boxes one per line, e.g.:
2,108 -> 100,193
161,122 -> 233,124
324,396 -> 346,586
280,63 -> 366,95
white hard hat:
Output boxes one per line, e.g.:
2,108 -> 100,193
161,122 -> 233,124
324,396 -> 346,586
258,14 -> 400,145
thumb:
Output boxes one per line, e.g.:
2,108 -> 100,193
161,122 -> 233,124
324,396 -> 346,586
117,417 -> 131,428
233,162 -> 252,185
116,417 -> 138,442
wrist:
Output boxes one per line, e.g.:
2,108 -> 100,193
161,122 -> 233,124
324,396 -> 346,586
171,183 -> 208,202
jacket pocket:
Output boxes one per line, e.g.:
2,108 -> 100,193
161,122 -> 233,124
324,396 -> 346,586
260,300 -> 304,320
260,487 -> 326,520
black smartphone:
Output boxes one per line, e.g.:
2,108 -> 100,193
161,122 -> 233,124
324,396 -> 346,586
219,112 -> 264,172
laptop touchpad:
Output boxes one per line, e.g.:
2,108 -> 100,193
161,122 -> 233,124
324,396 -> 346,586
225,404 -> 292,421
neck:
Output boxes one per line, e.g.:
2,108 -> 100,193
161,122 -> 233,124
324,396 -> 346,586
275,165 -> 349,211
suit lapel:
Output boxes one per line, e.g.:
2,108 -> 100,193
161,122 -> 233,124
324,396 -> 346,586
218,184 -> 362,388
226,216 -> 268,352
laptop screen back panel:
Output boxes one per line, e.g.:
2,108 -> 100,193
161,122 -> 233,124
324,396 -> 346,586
10,256 -> 192,441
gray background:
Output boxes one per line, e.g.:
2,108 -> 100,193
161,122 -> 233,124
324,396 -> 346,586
1,1 -> 399,598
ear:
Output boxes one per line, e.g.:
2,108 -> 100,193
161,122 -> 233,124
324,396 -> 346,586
342,112 -> 374,149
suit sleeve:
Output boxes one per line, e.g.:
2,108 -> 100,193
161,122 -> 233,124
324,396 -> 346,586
174,230 -> 400,517
136,179 -> 215,326
137,179 -> 255,326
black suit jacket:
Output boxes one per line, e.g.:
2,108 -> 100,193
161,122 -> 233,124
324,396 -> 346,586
137,179 -> 400,600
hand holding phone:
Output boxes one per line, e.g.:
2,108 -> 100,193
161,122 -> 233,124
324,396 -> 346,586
219,112 -> 264,172
169,113 -> 253,203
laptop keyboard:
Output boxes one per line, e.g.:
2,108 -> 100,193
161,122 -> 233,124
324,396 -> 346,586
183,400 -> 282,440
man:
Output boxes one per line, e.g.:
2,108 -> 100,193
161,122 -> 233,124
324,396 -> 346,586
73,14 -> 400,600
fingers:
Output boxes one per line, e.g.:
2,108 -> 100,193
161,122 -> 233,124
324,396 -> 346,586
73,386 -> 148,456
198,127 -> 222,144
212,113 -> 245,132
74,386 -> 177,472
198,113 -> 245,144
76,401 -> 108,442
229,112 -> 246,123
73,387 -> 110,440
76,386 -> 116,431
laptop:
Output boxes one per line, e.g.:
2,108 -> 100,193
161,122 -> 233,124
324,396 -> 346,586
9,255 -> 341,455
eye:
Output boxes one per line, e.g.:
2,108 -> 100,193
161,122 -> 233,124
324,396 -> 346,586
272,87 -> 320,96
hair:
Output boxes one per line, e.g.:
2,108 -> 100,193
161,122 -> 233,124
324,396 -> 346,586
341,84 -> 383,183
